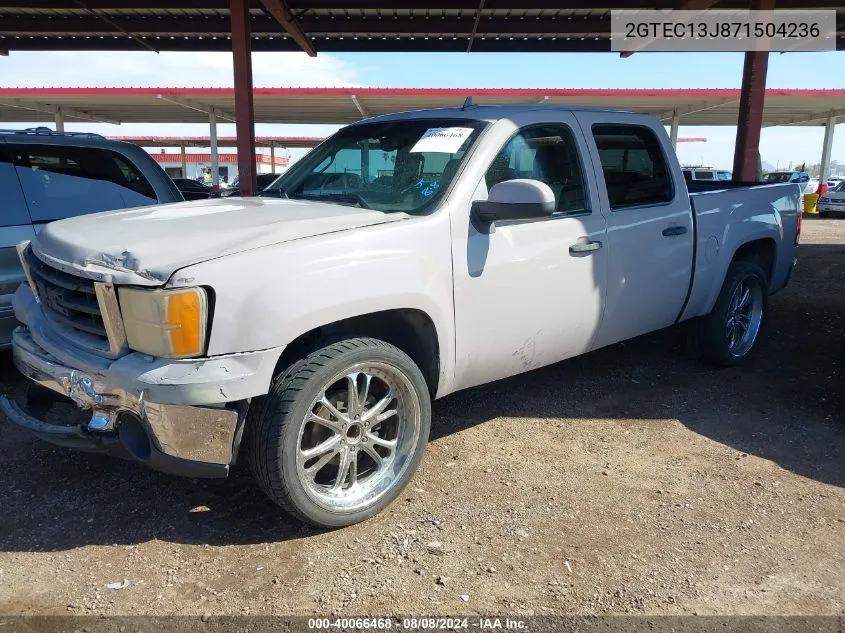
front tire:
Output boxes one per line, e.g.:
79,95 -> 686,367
248,337 -> 431,528
696,261 -> 768,367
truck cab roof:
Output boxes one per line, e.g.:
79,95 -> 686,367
352,104 -> 659,126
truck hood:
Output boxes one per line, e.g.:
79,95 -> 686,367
32,197 -> 408,285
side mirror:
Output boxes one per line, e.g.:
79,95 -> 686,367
471,179 -> 555,223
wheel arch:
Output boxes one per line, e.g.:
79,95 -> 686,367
730,237 -> 777,287
273,308 -> 441,398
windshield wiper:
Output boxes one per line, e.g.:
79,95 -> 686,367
292,193 -> 371,209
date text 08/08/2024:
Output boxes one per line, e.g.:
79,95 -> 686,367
308,617 -> 528,630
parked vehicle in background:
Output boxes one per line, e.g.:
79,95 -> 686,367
763,170 -> 812,192
827,176 -> 844,189
0,128 -> 183,348
0,107 -> 802,528
805,178 -> 821,193
817,180 -> 845,217
171,177 -> 216,201
681,168 -> 732,182
221,173 -> 279,197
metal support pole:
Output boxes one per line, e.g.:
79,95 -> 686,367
209,109 -> 219,188
180,145 -> 187,179
732,50 -> 769,181
270,143 -> 276,174
819,115 -> 836,182
230,0 -> 257,197
732,0 -> 772,182
54,107 -> 64,133
669,110 -> 680,149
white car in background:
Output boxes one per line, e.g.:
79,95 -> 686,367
681,168 -> 732,182
805,178 -> 821,193
818,181 -> 845,217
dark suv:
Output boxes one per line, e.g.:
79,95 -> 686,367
0,128 -> 184,348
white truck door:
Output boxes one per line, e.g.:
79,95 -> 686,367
451,115 -> 608,391
576,114 -> 695,350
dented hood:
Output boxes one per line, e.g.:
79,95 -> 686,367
32,196 -> 408,285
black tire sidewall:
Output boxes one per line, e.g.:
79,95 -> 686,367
699,261 -> 769,367
259,340 -> 431,528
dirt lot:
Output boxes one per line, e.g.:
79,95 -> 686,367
0,219 -> 842,618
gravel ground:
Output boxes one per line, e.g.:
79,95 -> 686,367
0,219 -> 842,618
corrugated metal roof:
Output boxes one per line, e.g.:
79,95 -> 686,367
0,86 -> 842,126
0,2 -> 842,53
110,135 -> 325,148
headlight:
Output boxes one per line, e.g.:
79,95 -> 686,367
118,287 -> 208,358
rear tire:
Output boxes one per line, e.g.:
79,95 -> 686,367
247,337 -> 431,528
696,261 -> 768,367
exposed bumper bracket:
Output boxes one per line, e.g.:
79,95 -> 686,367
1,327 -> 240,478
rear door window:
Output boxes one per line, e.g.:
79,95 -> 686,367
591,125 -> 673,209
9,144 -> 157,222
693,170 -> 715,180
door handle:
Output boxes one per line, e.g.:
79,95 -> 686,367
569,240 -> 603,255
662,225 -> 688,237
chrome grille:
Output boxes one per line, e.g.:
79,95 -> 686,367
25,249 -> 113,356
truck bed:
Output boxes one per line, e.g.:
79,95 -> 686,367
680,182 -> 801,323
686,180 -> 765,193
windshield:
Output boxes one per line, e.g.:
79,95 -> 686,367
264,119 -> 486,213
834,181 -> 845,192
762,172 -> 794,183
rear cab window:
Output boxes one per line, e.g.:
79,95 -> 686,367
591,124 -> 673,209
9,144 -> 158,222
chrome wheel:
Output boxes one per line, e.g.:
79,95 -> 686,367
725,277 -> 763,357
294,362 -> 421,512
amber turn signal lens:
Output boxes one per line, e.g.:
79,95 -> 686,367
118,287 -> 208,359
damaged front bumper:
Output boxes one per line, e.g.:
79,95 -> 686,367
1,328 -> 240,478
1,285 -> 285,478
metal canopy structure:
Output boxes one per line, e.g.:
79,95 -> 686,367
1,87 -> 843,128
0,1 -> 843,53
2,0 -> 843,191
109,135 -> 325,148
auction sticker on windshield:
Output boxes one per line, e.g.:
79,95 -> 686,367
411,127 -> 474,154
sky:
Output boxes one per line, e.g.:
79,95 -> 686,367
1,49 -> 843,171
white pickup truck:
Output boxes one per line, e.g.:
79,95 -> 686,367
1,105 -> 802,527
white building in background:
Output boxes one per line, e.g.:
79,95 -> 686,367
149,150 -> 289,184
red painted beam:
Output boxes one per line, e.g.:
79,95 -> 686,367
732,50 -> 769,181
230,0 -> 257,197
732,0 -> 773,181
6,87 -> 845,100
259,0 -> 317,57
